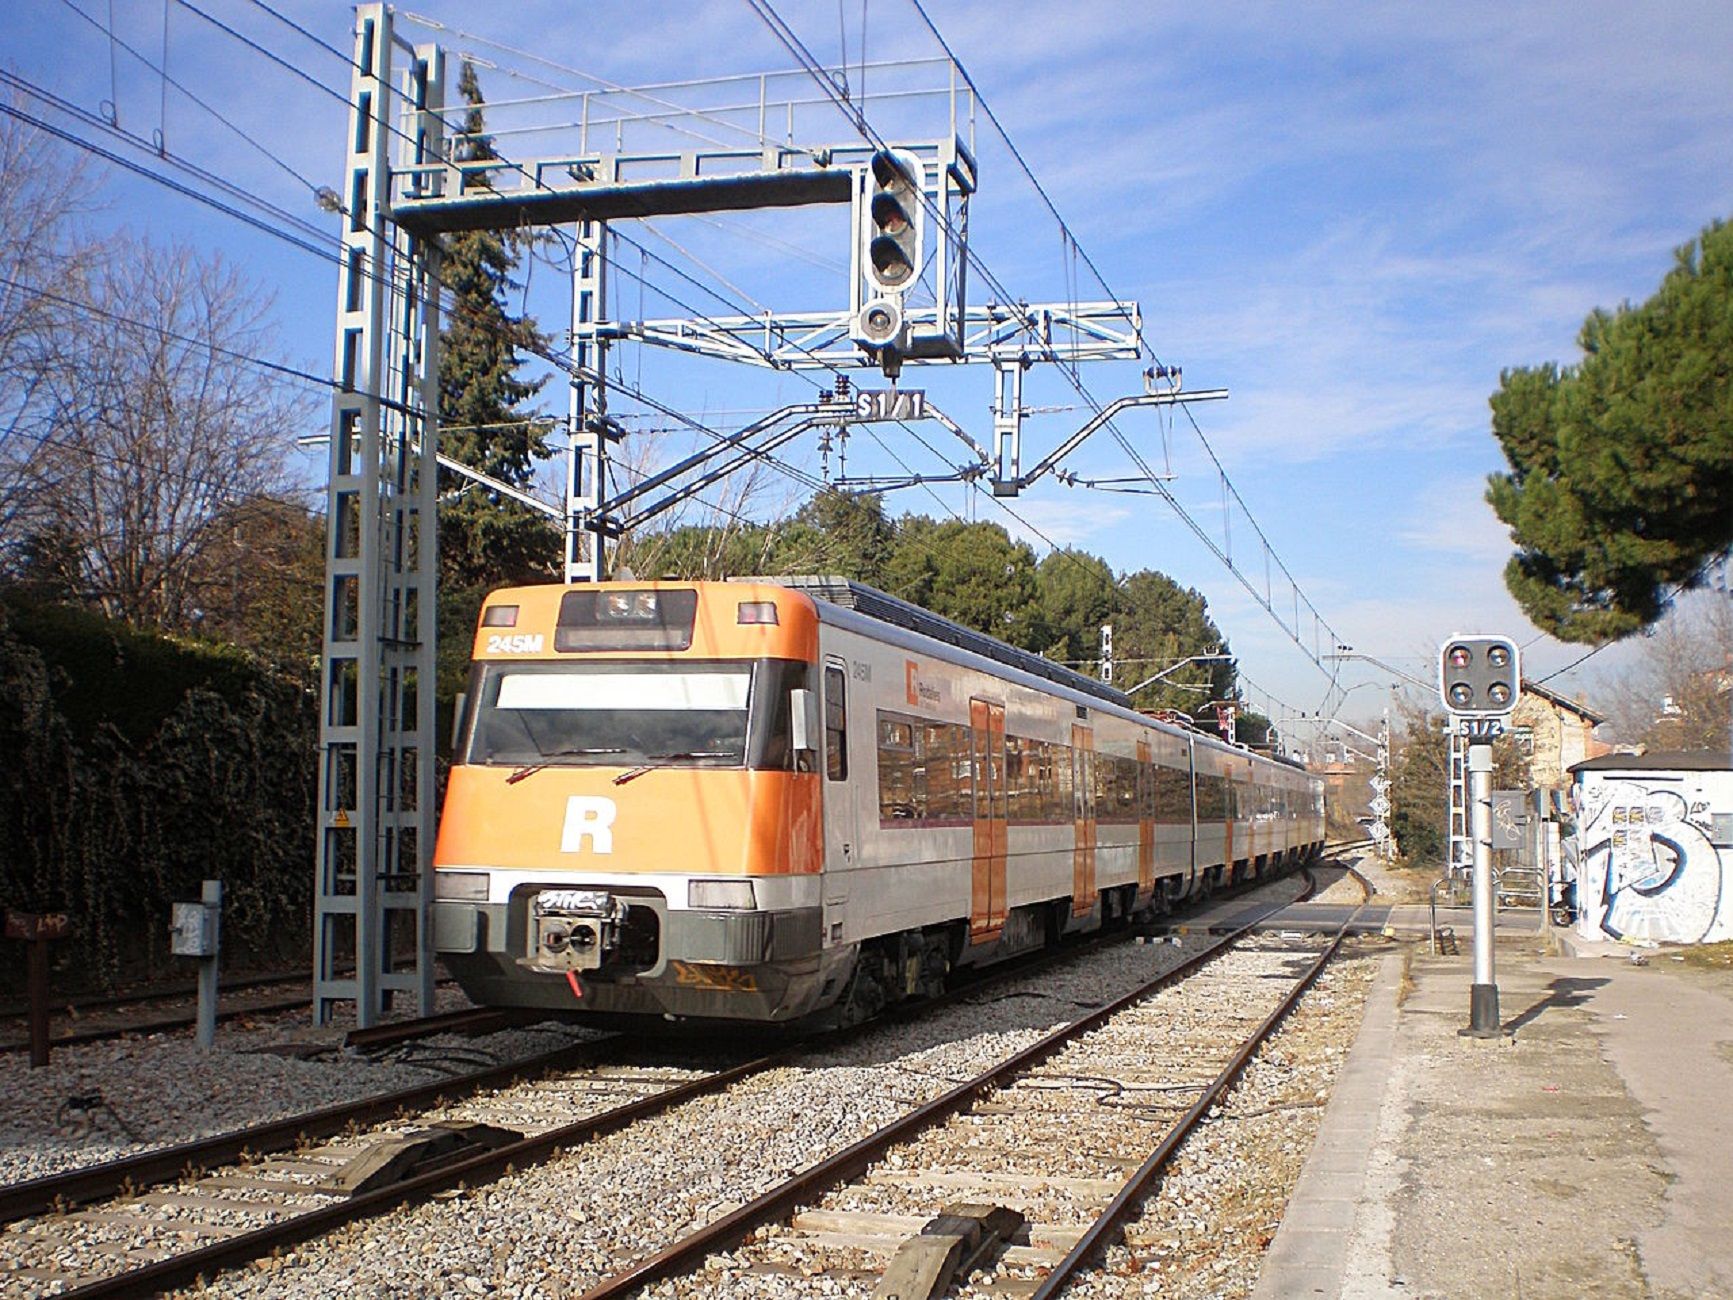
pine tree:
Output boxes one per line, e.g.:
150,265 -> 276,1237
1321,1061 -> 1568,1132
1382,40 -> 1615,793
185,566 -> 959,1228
437,61 -> 558,594
435,62 -> 559,703
1487,216 -> 1733,642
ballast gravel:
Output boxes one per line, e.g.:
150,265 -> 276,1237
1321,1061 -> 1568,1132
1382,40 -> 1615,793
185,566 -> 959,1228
168,924 -> 1263,1299
1050,949 -> 1380,1300
0,994 -> 606,1188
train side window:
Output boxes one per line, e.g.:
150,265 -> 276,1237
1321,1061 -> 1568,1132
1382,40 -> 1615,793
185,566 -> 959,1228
824,664 -> 847,781
877,712 -> 916,818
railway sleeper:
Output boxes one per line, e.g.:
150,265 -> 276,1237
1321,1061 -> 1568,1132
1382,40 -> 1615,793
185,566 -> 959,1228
317,1122 -> 524,1196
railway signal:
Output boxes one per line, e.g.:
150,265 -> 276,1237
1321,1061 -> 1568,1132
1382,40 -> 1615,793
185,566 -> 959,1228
852,149 -> 924,365
1438,633 -> 1521,1040
865,148 -> 923,292
1438,635 -> 1520,721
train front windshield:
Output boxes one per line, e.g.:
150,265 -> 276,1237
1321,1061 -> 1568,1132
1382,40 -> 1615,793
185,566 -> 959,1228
464,659 -> 804,771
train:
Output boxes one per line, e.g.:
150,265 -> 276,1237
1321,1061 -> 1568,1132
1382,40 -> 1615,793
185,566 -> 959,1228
431,576 -> 1325,1026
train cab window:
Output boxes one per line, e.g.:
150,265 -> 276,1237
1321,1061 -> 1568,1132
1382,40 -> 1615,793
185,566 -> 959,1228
824,664 -> 848,781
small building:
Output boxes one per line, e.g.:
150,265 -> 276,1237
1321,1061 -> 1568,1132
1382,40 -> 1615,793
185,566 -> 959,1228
1315,758 -> 1372,822
1568,752 -> 1733,944
1513,681 -> 1610,792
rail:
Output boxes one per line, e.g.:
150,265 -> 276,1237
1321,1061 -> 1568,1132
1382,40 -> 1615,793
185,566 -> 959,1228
19,870 -> 1315,1295
573,876 -> 1360,1298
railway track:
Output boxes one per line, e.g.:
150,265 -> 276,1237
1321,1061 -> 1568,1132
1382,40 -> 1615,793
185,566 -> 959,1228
576,868 -> 1368,1298
0,1037 -> 779,1297
0,860 -> 1347,1298
0,977 -> 489,1058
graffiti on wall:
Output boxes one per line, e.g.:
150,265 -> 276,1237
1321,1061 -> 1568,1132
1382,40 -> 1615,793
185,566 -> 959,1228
1577,781 -> 1730,944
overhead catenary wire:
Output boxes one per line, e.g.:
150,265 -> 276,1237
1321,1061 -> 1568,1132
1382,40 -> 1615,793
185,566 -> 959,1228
744,0 -> 1347,680
54,0 -> 325,196
28,1 -> 1311,710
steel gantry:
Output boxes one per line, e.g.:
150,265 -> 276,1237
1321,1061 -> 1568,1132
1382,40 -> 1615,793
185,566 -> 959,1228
314,7 -> 443,1025
317,6 -> 1202,1022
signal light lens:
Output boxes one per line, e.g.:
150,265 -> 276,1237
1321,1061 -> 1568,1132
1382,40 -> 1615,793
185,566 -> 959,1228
1488,646 -> 1511,668
1447,645 -> 1471,668
869,238 -> 915,286
1448,683 -> 1474,707
870,192 -> 911,234
859,300 -> 902,344
1488,683 -> 1512,705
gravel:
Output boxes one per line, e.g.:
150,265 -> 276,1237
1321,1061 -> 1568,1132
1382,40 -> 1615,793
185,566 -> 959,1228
0,996 -> 604,1187
1051,946 -> 1381,1299
0,872 -> 1339,1299
174,914 -> 1276,1298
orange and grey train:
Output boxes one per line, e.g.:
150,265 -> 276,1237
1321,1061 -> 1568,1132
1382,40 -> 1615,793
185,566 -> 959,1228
432,576 -> 1326,1026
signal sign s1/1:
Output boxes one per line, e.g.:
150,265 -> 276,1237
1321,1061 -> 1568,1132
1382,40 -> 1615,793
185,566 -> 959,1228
854,389 -> 926,421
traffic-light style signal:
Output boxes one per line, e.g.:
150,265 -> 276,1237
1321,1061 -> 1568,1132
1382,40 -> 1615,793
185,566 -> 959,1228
866,149 -> 923,293
1438,634 -> 1520,717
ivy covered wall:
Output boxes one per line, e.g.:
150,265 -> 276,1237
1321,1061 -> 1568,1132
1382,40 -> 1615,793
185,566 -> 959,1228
0,594 -> 316,991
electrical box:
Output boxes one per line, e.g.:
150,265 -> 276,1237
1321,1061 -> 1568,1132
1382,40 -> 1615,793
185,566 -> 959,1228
170,901 -> 218,957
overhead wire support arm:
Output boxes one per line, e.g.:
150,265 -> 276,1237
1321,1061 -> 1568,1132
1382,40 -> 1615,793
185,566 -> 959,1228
614,299 -> 1142,370
1002,388 -> 1228,495
595,400 -> 832,521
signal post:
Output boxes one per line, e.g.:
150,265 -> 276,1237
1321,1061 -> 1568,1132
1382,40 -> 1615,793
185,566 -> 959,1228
1439,634 -> 1519,1037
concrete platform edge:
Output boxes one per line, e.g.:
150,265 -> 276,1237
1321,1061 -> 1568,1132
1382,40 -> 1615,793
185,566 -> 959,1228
1250,949 -> 1403,1300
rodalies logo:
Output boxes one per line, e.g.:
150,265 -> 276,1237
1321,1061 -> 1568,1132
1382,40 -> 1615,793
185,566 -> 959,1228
904,660 -> 941,709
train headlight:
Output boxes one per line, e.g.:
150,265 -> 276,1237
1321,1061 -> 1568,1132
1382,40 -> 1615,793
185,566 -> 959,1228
434,871 -> 490,902
688,879 -> 756,910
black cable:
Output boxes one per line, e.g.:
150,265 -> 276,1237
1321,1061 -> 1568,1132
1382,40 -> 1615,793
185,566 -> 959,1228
53,0 -> 323,194
750,0 -> 1346,674
0,101 -> 333,264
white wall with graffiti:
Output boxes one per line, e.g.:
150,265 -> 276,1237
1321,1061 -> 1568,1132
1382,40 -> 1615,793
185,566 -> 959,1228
1572,759 -> 1733,945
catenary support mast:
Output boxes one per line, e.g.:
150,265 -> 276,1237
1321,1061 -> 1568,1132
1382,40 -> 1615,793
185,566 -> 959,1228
313,6 -> 441,1026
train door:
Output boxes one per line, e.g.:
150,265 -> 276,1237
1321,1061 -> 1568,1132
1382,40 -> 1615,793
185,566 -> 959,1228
1185,734 -> 1198,889
1072,724 -> 1097,917
819,656 -> 859,953
1137,737 -> 1154,896
969,698 -> 1007,940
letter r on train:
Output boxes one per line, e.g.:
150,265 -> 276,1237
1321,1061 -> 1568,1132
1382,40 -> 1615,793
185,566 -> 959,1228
560,796 -> 617,853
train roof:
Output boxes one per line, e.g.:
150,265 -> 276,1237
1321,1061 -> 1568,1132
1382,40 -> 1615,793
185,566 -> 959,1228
733,574 -> 1132,709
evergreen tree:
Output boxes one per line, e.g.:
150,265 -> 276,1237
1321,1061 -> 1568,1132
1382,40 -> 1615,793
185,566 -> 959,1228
1033,549 -> 1116,665
1111,569 -> 1236,713
435,62 -> 559,700
882,516 -> 1042,649
769,489 -> 895,578
1487,216 -> 1733,642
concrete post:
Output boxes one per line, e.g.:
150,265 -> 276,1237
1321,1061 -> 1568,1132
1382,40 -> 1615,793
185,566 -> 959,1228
196,879 -> 222,1049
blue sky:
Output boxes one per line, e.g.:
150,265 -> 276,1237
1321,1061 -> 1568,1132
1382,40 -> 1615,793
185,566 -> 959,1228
6,1 -> 1730,736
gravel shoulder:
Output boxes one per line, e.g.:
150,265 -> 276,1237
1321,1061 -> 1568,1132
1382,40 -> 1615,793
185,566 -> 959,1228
0,999 -> 605,1187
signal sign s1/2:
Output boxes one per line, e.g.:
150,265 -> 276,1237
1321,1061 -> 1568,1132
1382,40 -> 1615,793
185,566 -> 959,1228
1456,717 -> 1506,740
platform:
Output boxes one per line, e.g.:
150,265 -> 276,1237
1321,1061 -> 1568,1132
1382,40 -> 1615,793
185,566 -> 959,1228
1252,857 -> 1733,1299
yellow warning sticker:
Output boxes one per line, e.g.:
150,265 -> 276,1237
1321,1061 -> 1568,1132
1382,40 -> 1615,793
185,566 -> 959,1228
333,809 -> 351,828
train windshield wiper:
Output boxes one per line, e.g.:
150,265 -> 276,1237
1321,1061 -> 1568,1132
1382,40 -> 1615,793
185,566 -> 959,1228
505,748 -> 625,784
613,751 -> 737,785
